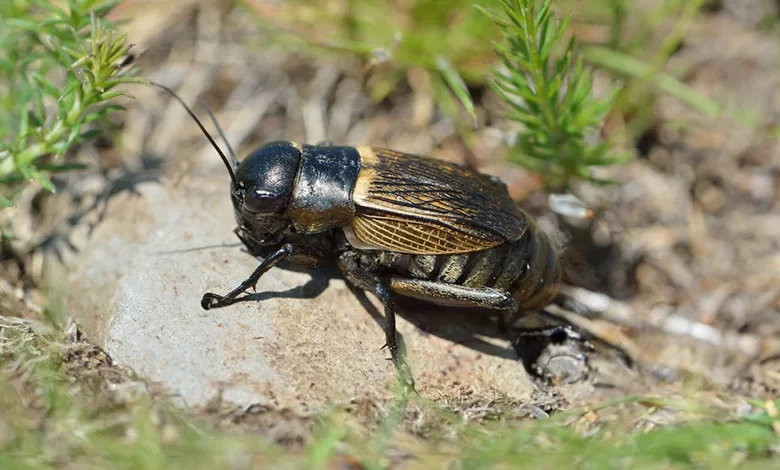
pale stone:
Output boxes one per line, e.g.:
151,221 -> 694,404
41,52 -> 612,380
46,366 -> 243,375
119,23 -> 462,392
52,170 -> 536,410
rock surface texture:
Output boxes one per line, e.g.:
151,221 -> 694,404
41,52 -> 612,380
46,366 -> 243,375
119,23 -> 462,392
53,166 -> 536,410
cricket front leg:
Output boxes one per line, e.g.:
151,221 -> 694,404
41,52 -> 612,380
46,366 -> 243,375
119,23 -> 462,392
201,243 -> 318,310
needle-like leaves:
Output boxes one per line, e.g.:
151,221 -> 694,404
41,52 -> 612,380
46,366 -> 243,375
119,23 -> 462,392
0,0 -> 141,205
481,0 -> 630,190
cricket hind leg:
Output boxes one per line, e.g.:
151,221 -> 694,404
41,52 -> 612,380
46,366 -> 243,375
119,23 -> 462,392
387,276 -> 621,380
388,277 -> 603,381
388,277 -> 518,310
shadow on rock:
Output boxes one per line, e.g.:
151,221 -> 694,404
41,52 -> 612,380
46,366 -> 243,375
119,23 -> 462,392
40,156 -> 163,266
205,256 -> 522,364
169,240 -> 593,378
393,296 -> 519,361
236,263 -> 336,303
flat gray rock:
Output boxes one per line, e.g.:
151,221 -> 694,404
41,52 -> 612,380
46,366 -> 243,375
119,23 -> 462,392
52,168 -> 536,410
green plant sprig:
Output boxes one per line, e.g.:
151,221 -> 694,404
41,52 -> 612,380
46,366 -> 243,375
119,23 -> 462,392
0,0 -> 142,208
481,0 -> 630,191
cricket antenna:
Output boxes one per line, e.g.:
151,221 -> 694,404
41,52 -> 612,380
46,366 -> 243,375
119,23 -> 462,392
197,98 -> 239,169
147,81 -> 238,187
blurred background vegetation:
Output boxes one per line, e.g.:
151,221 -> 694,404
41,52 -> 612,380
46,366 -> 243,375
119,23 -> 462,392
1,0 -> 735,217
2,0 -> 779,468
242,0 -> 731,185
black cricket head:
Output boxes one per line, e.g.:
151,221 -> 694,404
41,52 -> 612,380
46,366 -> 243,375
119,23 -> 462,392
149,82 -> 300,249
231,141 -> 302,247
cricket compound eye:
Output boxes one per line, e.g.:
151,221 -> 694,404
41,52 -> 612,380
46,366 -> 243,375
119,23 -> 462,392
244,188 -> 286,214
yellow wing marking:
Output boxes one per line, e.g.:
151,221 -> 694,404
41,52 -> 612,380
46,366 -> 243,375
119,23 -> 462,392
350,214 -> 501,255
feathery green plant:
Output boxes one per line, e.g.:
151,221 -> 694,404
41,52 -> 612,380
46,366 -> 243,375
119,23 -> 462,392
481,0 -> 630,190
0,0 -> 140,212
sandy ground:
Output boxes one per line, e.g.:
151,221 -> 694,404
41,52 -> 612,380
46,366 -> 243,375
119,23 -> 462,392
1,1 -> 779,440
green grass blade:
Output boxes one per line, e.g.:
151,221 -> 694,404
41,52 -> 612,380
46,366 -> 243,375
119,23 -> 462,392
436,56 -> 477,127
583,45 -> 722,118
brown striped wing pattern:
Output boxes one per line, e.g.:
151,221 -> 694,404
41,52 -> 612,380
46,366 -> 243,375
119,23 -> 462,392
348,147 -> 528,255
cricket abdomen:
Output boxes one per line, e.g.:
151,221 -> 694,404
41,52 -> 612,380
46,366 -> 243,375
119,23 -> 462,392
356,225 -> 561,310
